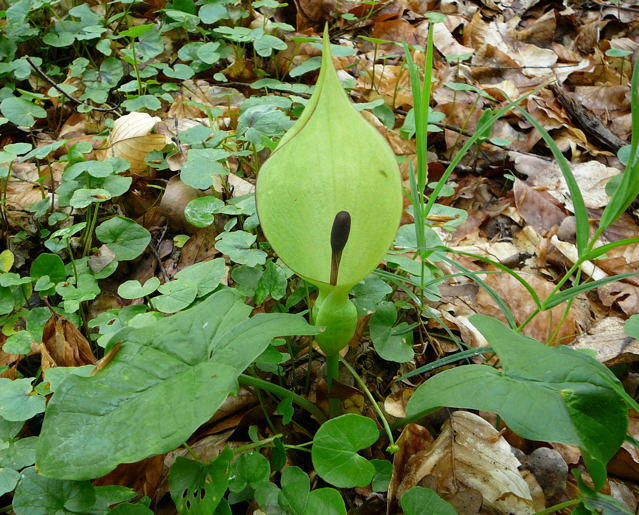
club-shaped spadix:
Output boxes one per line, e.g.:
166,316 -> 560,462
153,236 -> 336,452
256,28 -> 402,355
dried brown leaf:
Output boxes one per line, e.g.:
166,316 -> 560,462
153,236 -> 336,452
395,411 -> 540,514
41,313 -> 96,371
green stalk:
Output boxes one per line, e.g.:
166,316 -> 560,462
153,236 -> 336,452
130,37 -> 143,97
238,374 -> 327,423
340,357 -> 397,453
534,499 -> 581,515
233,434 -> 283,454
326,353 -> 340,418
82,203 -> 100,257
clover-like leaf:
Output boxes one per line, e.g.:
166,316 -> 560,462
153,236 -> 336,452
95,217 -> 151,261
0,379 -> 45,422
311,414 -> 378,488
117,277 -> 160,300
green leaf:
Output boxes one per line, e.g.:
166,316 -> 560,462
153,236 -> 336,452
169,448 -> 232,515
184,196 -> 225,227
279,466 -> 310,514
370,459 -> 392,492
406,314 -> 628,478
30,253 -> 65,284
0,468 -> 19,496
228,452 -> 270,493
21,140 -> 68,161
196,42 -> 222,64
56,274 -> 101,313
118,24 -> 154,38
36,290 -> 318,479
181,149 -> 229,190
0,97 -> 47,127
153,279 -> 198,313
4,331 -> 33,354
289,56 -> 322,77
400,487 -> 456,515
13,467 -> 96,515
0,379 -> 45,422
198,3 -> 228,24
370,301 -> 414,363
174,258 -> 226,297
606,48 -> 632,58
0,437 -> 37,470
307,488 -> 347,515
311,414 -> 378,488
69,188 -> 112,208
625,314 -> 639,339
215,231 -> 267,266
117,277 -> 160,299
122,95 -> 162,112
254,260 -> 287,304
95,216 -> 151,261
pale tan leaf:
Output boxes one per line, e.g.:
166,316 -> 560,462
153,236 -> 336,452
571,317 -> 639,365
395,411 -> 537,514
99,112 -> 168,174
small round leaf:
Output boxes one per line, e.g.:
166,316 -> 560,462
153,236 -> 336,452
311,413 -> 378,488
95,217 -> 151,261
118,277 -> 160,299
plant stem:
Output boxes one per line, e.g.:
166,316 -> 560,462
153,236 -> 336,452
326,353 -> 340,418
534,498 -> 581,515
82,203 -> 100,257
130,38 -> 143,97
238,374 -> 327,423
233,433 -> 283,454
340,357 -> 397,452
182,442 -> 199,461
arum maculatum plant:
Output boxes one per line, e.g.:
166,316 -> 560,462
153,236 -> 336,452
256,27 -> 402,414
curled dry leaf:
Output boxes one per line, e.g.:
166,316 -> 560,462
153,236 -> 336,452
388,423 -> 434,509
608,413 -> 639,484
429,20 -> 474,59
510,152 -> 620,211
159,176 -> 206,233
513,179 -> 566,235
98,112 -> 168,174
598,281 -> 639,315
570,317 -> 639,366
41,312 -> 97,371
93,455 -> 165,498
464,13 -> 557,78
383,387 -> 413,418
393,411 -> 543,514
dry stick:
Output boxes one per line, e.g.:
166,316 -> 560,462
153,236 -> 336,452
25,57 -> 119,113
430,121 -> 553,162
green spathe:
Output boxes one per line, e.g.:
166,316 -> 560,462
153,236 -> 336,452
256,28 -> 402,355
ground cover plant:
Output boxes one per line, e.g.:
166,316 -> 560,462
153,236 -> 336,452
1,0 -> 639,513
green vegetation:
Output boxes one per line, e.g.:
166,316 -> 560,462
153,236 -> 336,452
0,0 -> 638,513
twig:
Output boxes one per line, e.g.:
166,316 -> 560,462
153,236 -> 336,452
429,121 -> 553,161
590,0 -> 639,12
25,57 -> 119,113
149,227 -> 170,283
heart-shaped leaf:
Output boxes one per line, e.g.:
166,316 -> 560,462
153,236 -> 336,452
36,290 -> 319,479
95,216 -> 151,261
311,413 -> 378,488
406,314 -> 628,485
117,277 -> 160,299
401,487 -> 456,515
